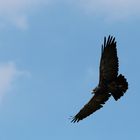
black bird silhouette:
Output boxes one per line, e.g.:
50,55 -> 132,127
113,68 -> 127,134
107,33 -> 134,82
71,36 -> 128,123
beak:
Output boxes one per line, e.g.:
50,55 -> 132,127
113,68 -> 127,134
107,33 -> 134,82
91,90 -> 95,94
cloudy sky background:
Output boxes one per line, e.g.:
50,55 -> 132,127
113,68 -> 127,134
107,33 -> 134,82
0,0 -> 139,140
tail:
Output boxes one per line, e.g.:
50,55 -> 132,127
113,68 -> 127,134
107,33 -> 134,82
110,74 -> 128,101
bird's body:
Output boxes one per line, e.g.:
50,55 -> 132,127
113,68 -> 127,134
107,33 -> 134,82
71,36 -> 128,123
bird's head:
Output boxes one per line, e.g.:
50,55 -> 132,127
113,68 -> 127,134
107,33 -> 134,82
92,86 -> 100,94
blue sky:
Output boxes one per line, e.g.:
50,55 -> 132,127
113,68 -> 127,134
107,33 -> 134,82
0,0 -> 139,140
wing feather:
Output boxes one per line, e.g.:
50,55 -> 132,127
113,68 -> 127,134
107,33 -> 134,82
99,36 -> 118,86
71,93 -> 111,123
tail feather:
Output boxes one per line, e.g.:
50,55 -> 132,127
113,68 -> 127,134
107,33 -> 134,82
110,74 -> 128,101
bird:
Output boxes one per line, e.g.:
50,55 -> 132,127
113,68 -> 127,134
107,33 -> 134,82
71,35 -> 128,123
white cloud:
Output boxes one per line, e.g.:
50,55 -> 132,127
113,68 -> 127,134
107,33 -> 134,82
0,62 -> 28,100
74,0 -> 140,21
0,0 -> 48,30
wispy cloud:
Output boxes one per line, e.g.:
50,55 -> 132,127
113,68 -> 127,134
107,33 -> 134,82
1,0 -> 139,29
0,0 -> 48,30
74,0 -> 140,21
84,66 -> 98,89
0,62 -> 28,100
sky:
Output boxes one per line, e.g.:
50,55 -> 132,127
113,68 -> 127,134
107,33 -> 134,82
0,0 -> 139,140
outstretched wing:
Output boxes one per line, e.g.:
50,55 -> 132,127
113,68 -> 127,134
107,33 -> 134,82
99,36 -> 118,86
71,93 -> 111,123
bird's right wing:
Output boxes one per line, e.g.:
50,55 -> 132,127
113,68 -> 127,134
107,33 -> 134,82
71,93 -> 111,123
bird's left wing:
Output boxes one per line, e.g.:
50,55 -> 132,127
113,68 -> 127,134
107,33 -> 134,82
71,93 -> 111,123
99,36 -> 118,86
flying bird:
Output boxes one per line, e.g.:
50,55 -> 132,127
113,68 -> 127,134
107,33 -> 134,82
71,35 -> 128,123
